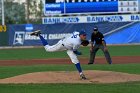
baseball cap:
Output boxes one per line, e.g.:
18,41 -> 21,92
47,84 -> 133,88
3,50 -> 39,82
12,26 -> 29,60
93,26 -> 98,31
79,30 -> 86,36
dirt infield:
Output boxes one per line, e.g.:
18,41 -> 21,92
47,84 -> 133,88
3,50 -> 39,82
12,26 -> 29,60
0,56 -> 140,84
0,56 -> 140,66
0,70 -> 140,84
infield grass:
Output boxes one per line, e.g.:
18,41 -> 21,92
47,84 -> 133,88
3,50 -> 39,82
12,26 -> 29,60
0,64 -> 140,93
0,45 -> 140,60
0,63 -> 140,79
0,45 -> 140,93
0,82 -> 140,93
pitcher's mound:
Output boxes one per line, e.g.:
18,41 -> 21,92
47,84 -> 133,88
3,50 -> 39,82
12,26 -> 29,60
0,70 -> 140,84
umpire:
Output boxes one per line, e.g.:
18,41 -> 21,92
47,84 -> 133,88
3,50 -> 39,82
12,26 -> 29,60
88,26 -> 112,64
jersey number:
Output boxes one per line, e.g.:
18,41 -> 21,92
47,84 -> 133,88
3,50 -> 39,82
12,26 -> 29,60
71,33 -> 78,38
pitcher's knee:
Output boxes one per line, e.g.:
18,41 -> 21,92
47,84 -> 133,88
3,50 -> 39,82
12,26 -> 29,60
71,59 -> 79,64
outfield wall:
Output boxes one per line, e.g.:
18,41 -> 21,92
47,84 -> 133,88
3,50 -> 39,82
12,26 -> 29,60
105,22 -> 140,44
0,14 -> 139,46
0,32 -> 8,46
6,21 -> 140,46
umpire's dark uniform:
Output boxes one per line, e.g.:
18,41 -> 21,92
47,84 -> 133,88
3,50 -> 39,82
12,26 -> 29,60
88,27 -> 112,64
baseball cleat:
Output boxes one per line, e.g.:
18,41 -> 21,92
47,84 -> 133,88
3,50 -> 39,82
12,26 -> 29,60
88,62 -> 93,65
108,61 -> 112,64
30,30 -> 41,36
80,74 -> 87,80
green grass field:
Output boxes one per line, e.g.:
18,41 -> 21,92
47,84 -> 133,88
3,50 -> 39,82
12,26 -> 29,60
0,45 -> 140,60
0,82 -> 140,93
0,45 -> 140,93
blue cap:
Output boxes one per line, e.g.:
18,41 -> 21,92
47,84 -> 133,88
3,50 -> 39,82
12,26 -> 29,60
79,30 -> 86,35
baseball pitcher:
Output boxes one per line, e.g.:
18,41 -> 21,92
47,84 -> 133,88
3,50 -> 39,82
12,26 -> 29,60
31,30 -> 89,80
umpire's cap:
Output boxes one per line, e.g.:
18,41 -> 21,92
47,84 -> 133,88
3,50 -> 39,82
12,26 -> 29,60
93,26 -> 98,31
79,30 -> 86,36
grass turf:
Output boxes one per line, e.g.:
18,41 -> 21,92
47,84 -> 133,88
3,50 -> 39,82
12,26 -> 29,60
0,82 -> 140,93
0,45 -> 140,93
0,45 -> 140,60
0,63 -> 140,93
0,63 -> 140,79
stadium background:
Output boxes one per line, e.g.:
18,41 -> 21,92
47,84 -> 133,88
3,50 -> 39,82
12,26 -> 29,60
0,0 -> 140,93
0,0 -> 140,46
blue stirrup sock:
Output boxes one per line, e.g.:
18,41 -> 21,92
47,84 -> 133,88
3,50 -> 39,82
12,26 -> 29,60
39,35 -> 48,46
75,63 -> 82,74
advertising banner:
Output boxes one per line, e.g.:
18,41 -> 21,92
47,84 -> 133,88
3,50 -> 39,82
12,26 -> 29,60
43,14 -> 140,24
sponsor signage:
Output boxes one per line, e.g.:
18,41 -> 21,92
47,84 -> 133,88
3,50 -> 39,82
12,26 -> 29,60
0,25 -> 6,32
25,24 -> 33,31
43,14 -> 140,24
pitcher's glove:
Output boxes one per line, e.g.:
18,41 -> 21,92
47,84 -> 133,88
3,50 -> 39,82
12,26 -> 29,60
73,50 -> 82,55
81,40 -> 89,46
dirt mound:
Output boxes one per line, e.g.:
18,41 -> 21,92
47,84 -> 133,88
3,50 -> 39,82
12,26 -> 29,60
0,70 -> 140,84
